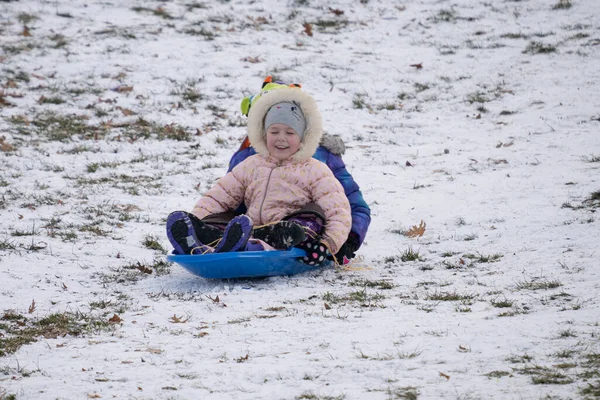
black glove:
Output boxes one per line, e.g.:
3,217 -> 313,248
297,241 -> 330,266
334,235 -> 359,264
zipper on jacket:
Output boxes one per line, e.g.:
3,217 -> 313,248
258,163 -> 279,224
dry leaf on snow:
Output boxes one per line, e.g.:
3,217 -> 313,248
169,314 -> 189,324
108,314 -> 122,324
405,220 -> 426,238
28,299 -> 36,314
303,23 -> 313,37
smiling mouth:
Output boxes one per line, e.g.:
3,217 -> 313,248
275,145 -> 289,150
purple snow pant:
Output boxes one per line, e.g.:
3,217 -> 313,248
201,204 -> 325,247
282,204 -> 325,242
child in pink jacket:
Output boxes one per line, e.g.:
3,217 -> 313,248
166,87 -> 351,266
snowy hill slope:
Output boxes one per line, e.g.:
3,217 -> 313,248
1,0 -> 599,398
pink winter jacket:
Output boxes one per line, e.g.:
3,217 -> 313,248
192,154 -> 351,254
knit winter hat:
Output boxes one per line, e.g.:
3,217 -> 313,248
264,102 -> 306,140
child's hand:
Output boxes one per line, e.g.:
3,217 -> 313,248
334,235 -> 359,264
297,241 -> 329,266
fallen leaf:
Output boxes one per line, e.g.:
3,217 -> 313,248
4,79 -> 18,88
28,299 -> 36,314
0,95 -> 15,107
439,372 -> 450,380
132,262 -> 152,274
206,294 -> 226,307
147,347 -> 162,354
22,25 -> 31,37
0,137 -> 15,152
112,85 -> 133,93
405,161 -> 413,167
475,113 -> 481,119
329,7 -> 344,16
108,314 -> 122,324
169,314 -> 189,324
87,394 -> 101,399
303,23 -> 313,37
324,302 -> 331,310
235,354 -> 249,363
405,220 -> 426,238
116,106 -> 136,116
409,63 -> 423,69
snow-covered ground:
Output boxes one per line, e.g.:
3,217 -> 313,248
1,0 -> 599,398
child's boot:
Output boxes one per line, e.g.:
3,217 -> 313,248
244,239 -> 265,252
166,211 -> 213,255
187,213 -> 224,246
214,215 -> 253,253
252,221 -> 306,250
286,216 -> 323,241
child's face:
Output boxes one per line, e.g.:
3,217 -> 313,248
266,123 -> 301,161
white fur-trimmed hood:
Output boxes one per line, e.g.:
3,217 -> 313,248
247,87 -> 323,162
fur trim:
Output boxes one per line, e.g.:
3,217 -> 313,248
247,87 -> 323,162
320,133 -> 346,156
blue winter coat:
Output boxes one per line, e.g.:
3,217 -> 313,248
228,146 -> 371,247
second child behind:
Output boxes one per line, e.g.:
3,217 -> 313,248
167,86 -> 351,265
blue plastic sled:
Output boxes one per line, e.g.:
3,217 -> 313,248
167,248 -> 330,279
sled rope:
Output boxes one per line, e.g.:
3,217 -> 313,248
337,255 -> 371,271
187,222 -> 368,270
252,221 -> 281,229
190,238 -> 222,255
320,242 -> 370,271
